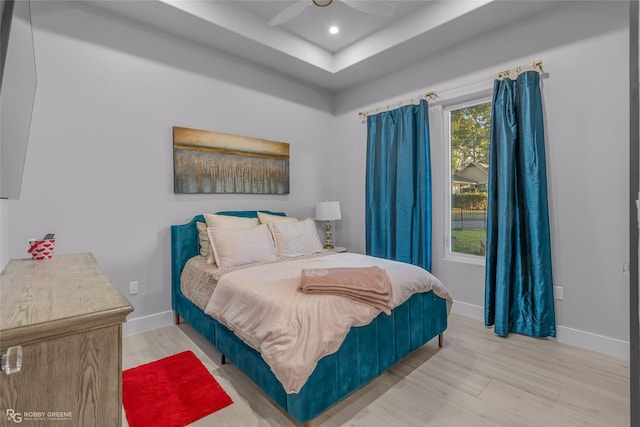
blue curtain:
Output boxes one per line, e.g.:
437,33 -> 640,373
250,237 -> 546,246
366,99 -> 431,271
484,71 -> 556,338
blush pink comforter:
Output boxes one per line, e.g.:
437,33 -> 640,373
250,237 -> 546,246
204,253 -> 452,393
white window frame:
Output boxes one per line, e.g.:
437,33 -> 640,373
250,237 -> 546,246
442,91 -> 492,266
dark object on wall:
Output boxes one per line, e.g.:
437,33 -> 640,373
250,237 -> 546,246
1,0 -> 38,199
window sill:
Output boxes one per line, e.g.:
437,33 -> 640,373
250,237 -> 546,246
443,253 -> 486,266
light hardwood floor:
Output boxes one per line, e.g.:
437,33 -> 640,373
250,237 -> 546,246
122,314 -> 629,426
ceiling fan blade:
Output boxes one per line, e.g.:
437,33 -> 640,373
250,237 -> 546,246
340,0 -> 396,17
269,1 -> 311,26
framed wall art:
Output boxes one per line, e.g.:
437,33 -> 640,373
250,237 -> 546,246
173,126 -> 290,194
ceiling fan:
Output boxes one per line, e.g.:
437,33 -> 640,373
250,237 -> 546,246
269,0 -> 396,27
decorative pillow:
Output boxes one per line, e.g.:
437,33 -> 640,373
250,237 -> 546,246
196,221 -> 215,264
204,213 -> 259,229
270,218 -> 324,258
207,224 -> 277,268
257,211 -> 298,230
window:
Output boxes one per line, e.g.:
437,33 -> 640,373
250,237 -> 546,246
445,98 -> 491,260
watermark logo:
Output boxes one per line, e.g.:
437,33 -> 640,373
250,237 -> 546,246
6,409 -> 22,423
5,409 -> 72,423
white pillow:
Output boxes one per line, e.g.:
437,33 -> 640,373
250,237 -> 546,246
257,211 -> 298,230
270,218 -> 324,258
200,214 -> 258,266
204,213 -> 258,229
208,224 -> 277,268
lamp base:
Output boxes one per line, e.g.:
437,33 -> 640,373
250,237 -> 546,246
324,220 -> 334,249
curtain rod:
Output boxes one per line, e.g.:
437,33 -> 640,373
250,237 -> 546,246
357,60 -> 543,118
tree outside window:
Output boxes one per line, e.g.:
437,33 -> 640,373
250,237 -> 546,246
449,101 -> 491,257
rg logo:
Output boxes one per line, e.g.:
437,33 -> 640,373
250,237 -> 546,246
6,409 -> 22,423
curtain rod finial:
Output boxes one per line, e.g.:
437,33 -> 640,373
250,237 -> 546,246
533,60 -> 543,72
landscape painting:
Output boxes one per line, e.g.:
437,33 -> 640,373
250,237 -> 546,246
173,126 -> 290,194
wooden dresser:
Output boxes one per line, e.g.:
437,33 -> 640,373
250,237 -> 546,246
0,253 -> 133,426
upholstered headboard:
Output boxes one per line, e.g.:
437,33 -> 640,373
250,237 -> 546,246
170,210 -> 286,313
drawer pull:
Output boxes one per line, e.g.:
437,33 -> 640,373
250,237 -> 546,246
1,346 -> 22,375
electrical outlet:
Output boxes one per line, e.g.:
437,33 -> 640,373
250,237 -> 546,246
129,281 -> 138,295
623,262 -> 630,275
553,286 -> 563,300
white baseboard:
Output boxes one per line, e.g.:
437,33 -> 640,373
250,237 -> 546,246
451,299 -> 485,321
123,310 -> 175,336
450,299 -> 629,361
555,325 -> 629,361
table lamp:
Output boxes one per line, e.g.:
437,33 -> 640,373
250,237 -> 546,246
315,201 -> 341,249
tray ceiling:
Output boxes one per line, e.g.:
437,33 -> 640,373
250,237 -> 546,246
93,0 -> 563,91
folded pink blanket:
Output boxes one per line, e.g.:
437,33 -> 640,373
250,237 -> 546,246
300,266 -> 393,314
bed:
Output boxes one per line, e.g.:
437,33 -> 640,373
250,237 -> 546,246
171,211 -> 451,426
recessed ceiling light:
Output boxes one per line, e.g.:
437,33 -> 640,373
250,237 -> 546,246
329,26 -> 339,35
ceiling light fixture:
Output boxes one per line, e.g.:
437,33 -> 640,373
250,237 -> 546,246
270,0 -> 395,27
329,26 -> 339,35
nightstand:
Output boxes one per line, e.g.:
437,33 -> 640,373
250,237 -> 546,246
326,246 -> 347,253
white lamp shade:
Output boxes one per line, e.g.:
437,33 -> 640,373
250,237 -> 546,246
315,201 -> 341,221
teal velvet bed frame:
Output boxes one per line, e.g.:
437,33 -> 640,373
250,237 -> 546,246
171,211 -> 448,426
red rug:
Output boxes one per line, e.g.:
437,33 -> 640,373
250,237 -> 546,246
122,350 -> 233,427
